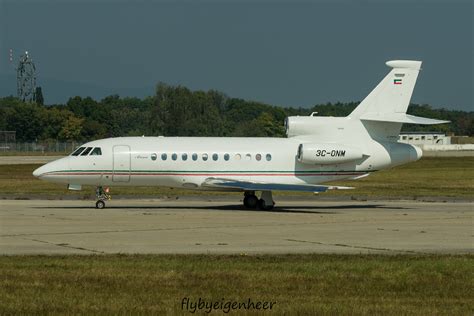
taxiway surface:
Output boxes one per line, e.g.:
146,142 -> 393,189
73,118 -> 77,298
0,156 -> 63,165
0,199 -> 472,255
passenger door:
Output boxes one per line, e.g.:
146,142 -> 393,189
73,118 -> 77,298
113,145 -> 131,182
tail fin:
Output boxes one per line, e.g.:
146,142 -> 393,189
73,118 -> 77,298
350,60 -> 422,118
349,60 -> 449,141
351,60 -> 448,125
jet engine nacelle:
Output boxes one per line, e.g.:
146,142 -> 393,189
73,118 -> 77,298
285,115 -> 348,137
297,143 -> 364,165
285,116 -> 319,137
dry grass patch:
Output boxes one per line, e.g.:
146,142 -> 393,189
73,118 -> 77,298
0,254 -> 472,314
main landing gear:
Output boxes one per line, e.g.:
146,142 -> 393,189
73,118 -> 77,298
95,186 -> 111,209
243,190 -> 275,210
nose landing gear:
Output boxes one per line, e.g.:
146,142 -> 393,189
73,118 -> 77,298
95,186 -> 111,209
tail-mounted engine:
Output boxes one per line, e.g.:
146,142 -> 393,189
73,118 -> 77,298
285,115 -> 320,137
297,143 -> 364,165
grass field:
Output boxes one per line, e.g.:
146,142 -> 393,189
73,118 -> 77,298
0,254 -> 472,315
0,157 -> 472,198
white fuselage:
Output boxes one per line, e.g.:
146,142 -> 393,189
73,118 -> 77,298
32,59 -> 442,199
33,130 -> 421,190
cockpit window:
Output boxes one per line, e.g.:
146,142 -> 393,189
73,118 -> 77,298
71,147 -> 85,156
80,147 -> 93,156
90,147 -> 102,156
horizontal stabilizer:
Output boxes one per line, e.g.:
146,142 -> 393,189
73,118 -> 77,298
360,113 -> 449,125
202,177 -> 353,193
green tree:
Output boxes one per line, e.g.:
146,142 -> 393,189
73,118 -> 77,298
5,102 -> 43,141
40,108 -> 74,140
34,87 -> 44,106
59,116 -> 84,141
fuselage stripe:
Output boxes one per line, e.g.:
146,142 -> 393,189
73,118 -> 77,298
43,171 -> 368,177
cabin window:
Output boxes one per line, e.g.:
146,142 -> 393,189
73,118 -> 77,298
224,153 -> 230,161
256,153 -> 262,161
266,154 -> 272,161
161,153 -> 167,161
172,153 -> 178,161
80,147 -> 93,156
90,147 -> 102,156
71,147 -> 85,156
234,153 -> 241,160
202,153 -> 209,161
192,153 -> 198,161
245,154 -> 251,161
182,153 -> 188,161
150,153 -> 157,161
212,153 -> 218,161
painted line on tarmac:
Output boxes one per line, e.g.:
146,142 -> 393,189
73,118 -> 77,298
19,237 -> 106,254
285,238 -> 428,254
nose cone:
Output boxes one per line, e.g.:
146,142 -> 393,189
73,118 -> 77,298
32,157 -> 70,182
410,145 -> 423,161
33,165 -> 47,178
415,146 -> 423,160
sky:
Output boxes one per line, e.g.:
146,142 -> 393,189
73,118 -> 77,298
0,0 -> 472,110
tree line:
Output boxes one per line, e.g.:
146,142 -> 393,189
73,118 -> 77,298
0,83 -> 472,142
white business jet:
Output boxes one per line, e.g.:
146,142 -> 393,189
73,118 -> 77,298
33,60 -> 448,209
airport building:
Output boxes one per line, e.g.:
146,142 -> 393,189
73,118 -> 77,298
398,132 -> 451,145
398,132 -> 474,157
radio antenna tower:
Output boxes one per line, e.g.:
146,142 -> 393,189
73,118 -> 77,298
16,51 -> 37,102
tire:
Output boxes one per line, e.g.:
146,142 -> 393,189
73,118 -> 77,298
95,200 -> 105,209
243,195 -> 258,209
258,199 -> 274,210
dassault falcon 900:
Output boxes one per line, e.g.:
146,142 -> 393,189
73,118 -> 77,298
33,60 -> 448,209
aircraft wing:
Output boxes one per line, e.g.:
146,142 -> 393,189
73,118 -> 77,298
201,177 -> 353,193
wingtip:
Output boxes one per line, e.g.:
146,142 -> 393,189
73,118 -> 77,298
327,186 -> 355,190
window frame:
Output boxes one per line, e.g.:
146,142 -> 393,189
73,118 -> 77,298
80,147 -> 93,156
90,147 -> 102,156
71,147 -> 86,156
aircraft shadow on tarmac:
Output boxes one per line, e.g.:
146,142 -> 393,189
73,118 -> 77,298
34,204 -> 411,214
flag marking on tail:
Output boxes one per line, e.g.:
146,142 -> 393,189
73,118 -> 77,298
393,79 -> 402,85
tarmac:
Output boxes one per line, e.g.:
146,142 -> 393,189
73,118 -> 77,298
0,198 -> 472,255
0,156 -> 63,165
